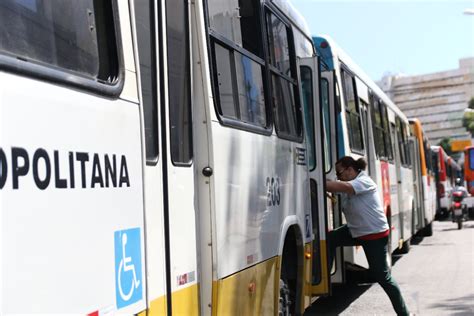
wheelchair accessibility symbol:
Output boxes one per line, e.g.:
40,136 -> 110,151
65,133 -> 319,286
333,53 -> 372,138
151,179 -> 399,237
114,228 -> 143,309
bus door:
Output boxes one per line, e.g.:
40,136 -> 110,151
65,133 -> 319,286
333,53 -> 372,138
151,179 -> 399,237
328,71 -> 345,285
409,137 -> 422,232
300,57 -> 330,296
391,121 -> 405,247
136,1 -> 199,314
161,1 -> 199,314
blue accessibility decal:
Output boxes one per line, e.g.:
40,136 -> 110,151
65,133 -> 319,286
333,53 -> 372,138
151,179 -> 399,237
114,227 -> 143,309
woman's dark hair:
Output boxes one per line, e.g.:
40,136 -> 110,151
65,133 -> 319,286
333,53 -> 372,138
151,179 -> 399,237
336,156 -> 367,172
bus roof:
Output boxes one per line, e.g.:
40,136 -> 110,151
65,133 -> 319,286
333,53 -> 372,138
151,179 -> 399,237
272,0 -> 312,39
313,35 -> 408,122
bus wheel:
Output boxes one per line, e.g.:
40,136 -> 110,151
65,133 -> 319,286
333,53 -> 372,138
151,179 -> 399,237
423,222 -> 433,236
279,279 -> 292,316
400,239 -> 410,254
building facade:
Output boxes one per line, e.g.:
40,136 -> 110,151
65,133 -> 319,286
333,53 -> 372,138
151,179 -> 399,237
379,57 -> 474,145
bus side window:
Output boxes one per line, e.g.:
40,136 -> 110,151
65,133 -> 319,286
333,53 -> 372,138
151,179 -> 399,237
381,102 -> 393,161
266,11 -> 302,140
396,117 -> 407,165
0,0 -> 119,90
208,0 -> 268,129
341,70 -> 364,153
135,0 -> 159,163
370,97 -> 386,159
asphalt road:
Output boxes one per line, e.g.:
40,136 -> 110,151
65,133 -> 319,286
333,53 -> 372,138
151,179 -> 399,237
304,220 -> 474,315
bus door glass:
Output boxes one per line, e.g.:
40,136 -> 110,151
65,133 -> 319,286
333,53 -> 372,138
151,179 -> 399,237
300,56 -> 330,296
164,0 -> 198,314
408,136 -> 422,230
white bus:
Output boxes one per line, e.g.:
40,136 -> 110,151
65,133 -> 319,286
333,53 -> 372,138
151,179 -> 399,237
0,0 -> 327,315
312,36 -> 415,284
409,118 -> 437,237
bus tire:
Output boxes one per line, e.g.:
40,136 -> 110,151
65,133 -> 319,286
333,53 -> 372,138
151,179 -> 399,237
423,222 -> 433,236
279,279 -> 292,316
400,239 -> 410,254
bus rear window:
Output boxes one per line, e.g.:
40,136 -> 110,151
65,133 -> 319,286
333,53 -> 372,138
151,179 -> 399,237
0,0 -> 118,82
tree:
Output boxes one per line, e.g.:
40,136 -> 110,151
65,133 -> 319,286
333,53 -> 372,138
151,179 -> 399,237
463,109 -> 474,135
438,137 -> 453,156
469,97 -> 474,109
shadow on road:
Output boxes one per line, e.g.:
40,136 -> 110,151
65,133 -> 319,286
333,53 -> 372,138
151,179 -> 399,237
428,294 -> 474,315
304,281 -> 372,315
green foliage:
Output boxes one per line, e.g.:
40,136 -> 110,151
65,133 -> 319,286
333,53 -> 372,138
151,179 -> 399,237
469,97 -> 474,109
438,137 -> 453,156
463,110 -> 474,135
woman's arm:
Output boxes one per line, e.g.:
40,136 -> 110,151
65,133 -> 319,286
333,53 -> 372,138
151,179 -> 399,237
326,180 -> 355,195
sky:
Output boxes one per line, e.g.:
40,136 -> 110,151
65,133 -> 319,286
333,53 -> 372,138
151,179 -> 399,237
290,0 -> 474,81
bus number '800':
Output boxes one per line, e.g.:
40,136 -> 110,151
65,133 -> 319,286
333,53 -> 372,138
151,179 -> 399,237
266,177 -> 281,206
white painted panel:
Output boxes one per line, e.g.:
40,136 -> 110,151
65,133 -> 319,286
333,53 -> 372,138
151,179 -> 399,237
0,73 -> 145,315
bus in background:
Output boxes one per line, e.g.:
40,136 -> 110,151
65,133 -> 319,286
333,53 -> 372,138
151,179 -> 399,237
409,119 -> 437,237
432,146 -> 455,218
313,35 -> 415,285
463,146 -> 474,217
464,146 -> 474,195
0,0 -> 326,315
447,156 -> 461,188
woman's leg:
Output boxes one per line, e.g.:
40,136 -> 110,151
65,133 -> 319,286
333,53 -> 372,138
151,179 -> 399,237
327,225 -> 358,270
361,237 -> 409,316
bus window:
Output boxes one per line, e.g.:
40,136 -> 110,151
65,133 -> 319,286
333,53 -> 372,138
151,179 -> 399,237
341,70 -> 364,152
135,0 -> 159,163
208,0 -> 268,128
0,0 -> 119,86
321,78 -> 332,173
371,97 -> 386,158
396,117 -> 407,165
300,66 -> 316,170
381,102 -> 393,160
234,53 -> 266,126
470,149 -> 474,170
266,11 -> 301,139
167,0 -> 193,164
403,123 -> 411,167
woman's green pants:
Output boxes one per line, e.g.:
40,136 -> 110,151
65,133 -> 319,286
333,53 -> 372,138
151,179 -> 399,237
328,225 -> 409,316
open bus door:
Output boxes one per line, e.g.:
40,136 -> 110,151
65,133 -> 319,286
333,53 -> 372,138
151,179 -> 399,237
299,56 -> 331,297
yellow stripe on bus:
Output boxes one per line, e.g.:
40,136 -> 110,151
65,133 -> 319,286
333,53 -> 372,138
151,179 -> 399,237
311,239 -> 329,295
138,283 -> 199,316
213,256 -> 280,315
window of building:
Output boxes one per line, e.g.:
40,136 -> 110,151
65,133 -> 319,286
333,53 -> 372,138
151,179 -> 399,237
341,70 -> 364,152
0,0 -> 118,83
266,10 -> 301,140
